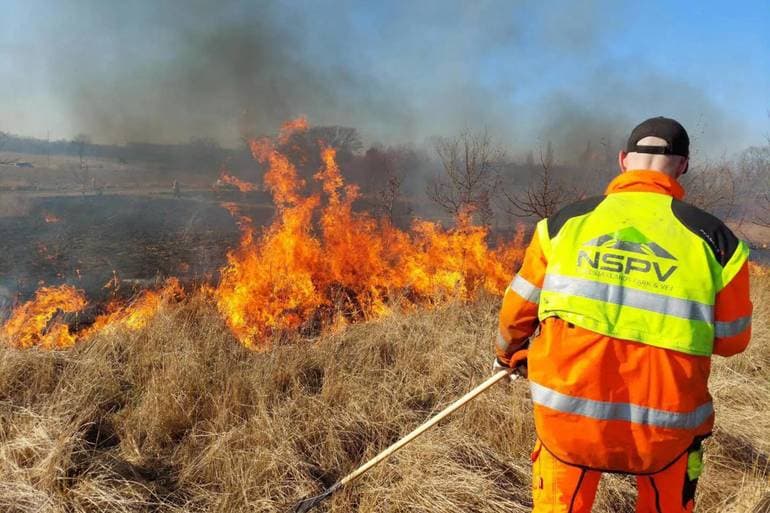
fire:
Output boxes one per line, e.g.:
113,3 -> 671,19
278,116 -> 309,144
1,118 -> 524,350
218,168 -> 258,192
0,285 -> 87,348
88,278 -> 185,334
0,279 -> 185,349
43,213 -> 61,224
217,119 -> 524,348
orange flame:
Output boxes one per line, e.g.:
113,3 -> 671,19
218,168 -> 258,192
2,118 -> 524,350
1,285 -> 87,348
43,213 -> 61,224
277,116 -> 309,145
87,278 -> 185,334
215,119 -> 524,348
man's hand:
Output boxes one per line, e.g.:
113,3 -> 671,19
493,348 -> 529,382
493,357 -> 518,383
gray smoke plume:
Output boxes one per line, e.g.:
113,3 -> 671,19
4,0 -> 750,158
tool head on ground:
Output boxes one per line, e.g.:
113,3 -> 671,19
291,484 -> 339,513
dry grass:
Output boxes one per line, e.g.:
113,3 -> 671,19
0,275 -> 768,512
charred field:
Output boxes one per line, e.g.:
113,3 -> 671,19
0,192 -> 273,303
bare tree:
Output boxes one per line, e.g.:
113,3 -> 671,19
0,131 -> 16,165
503,144 -> 577,220
758,193 -> 770,228
72,134 -> 91,170
374,147 -> 414,223
426,128 -> 504,225
70,134 -> 92,194
734,142 -> 770,227
309,126 -> 363,156
279,125 -> 364,183
681,160 -> 736,218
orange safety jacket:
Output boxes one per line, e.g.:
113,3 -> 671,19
496,170 -> 752,474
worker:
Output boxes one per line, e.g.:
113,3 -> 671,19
494,117 -> 752,512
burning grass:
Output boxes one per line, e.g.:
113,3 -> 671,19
1,117 -> 767,511
1,118 -> 524,350
0,272 -> 767,512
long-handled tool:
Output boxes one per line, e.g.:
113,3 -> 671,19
292,367 -> 517,512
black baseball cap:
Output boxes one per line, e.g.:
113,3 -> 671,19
626,117 -> 690,158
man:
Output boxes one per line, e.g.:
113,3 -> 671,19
495,117 -> 752,512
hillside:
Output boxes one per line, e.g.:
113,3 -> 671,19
0,273 -> 768,512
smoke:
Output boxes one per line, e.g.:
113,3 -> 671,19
5,0 -> 749,158
533,68 -> 746,161
39,1 -> 401,145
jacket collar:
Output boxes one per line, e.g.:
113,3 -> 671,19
605,170 -> 685,200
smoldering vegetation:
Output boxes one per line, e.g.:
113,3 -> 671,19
0,195 -> 248,301
1,121 -> 769,309
0,272 -> 767,512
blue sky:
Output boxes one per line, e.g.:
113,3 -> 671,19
0,0 -> 768,158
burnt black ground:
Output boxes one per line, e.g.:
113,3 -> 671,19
0,192 -> 273,305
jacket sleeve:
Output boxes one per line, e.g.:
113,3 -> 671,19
713,260 -> 752,357
495,227 -> 548,365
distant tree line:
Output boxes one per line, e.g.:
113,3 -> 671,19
1,125 -> 767,229
0,133 -> 238,175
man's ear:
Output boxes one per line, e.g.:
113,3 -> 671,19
677,157 -> 689,178
618,151 -> 628,172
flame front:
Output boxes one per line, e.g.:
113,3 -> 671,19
1,285 -> 87,348
216,119 -> 524,348
218,168 -> 258,192
87,278 -> 185,334
2,118 -> 524,350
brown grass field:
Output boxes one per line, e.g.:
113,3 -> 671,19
0,272 -> 768,512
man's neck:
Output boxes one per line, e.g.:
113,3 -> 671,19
605,170 -> 685,199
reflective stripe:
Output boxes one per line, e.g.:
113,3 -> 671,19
496,332 -> 511,352
530,381 -> 713,430
509,275 -> 541,303
714,315 -> 751,338
543,274 -> 713,323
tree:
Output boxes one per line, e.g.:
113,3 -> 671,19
72,134 -> 91,170
681,160 -> 736,218
372,146 -> 415,223
70,134 -> 92,194
502,143 -> 577,220
735,143 -> 770,227
524,150 -> 534,169
425,128 -> 504,225
309,126 -> 363,156
279,125 -> 364,183
0,131 -> 16,165
543,140 -> 554,168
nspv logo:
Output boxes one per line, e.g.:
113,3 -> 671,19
577,227 -> 678,282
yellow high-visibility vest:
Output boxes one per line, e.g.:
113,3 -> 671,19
536,191 -> 749,356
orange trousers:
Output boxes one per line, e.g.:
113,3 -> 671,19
531,440 -> 700,512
